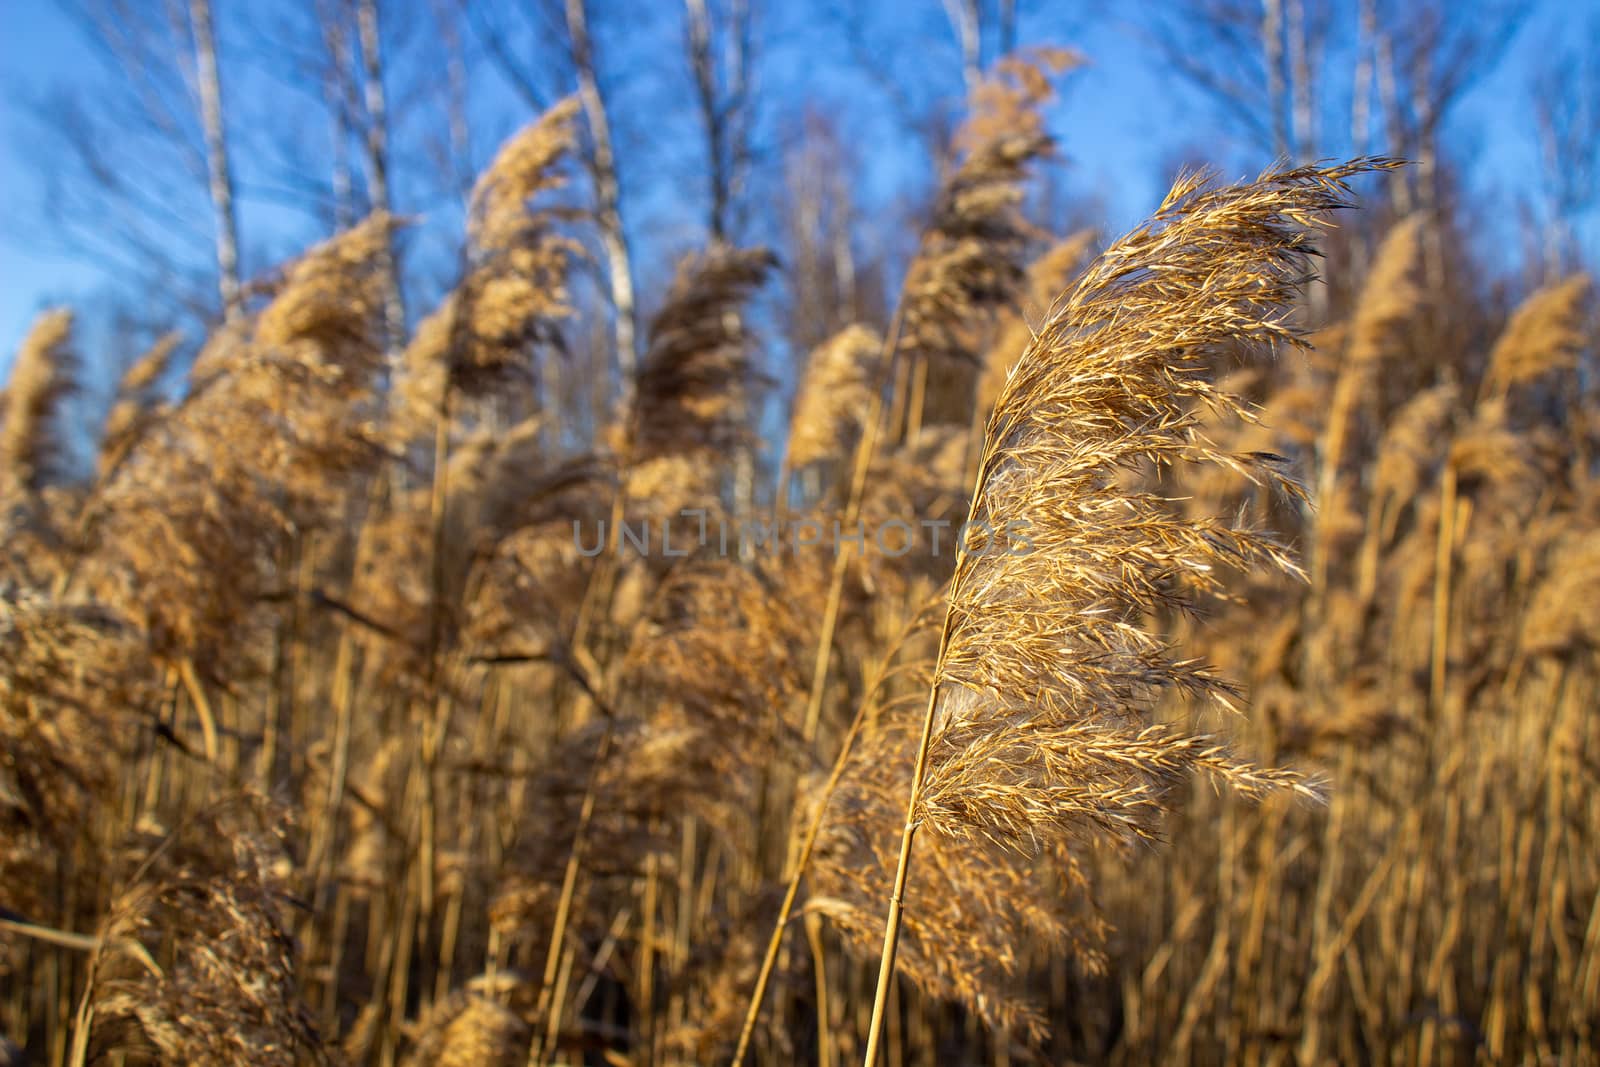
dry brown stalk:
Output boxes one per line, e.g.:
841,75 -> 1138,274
10,29 -> 1600,1063
730,597 -> 947,1067
854,158 -> 1401,1064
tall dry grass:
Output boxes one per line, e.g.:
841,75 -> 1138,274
1,54 -> 1597,1067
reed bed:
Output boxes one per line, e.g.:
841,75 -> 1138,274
2,53 -> 1597,1067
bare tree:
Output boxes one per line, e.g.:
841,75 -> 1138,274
682,0 -> 766,513
1351,0 -> 1376,154
683,0 -> 758,244
1286,0 -> 1314,160
318,0 -> 361,228
1382,0 -> 1527,151
826,1 -> 1047,172
354,0 -> 407,352
779,109 -> 883,356
22,0 -> 253,329
428,0 -> 474,204
1530,21 -> 1600,277
567,0 -> 640,395
1136,0 -> 1333,162
213,1 -> 358,241
187,0 -> 243,320
997,0 -> 1018,56
1263,0 -> 1288,156
470,0 -> 643,408
943,0 -> 982,98
1375,0 -> 1526,253
1137,0 -> 1524,178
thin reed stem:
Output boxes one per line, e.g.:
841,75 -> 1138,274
800,303 -> 907,742
860,607 -> 961,1067
528,724 -> 614,1065
732,601 -> 937,1066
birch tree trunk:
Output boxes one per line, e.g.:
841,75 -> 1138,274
942,0 -> 982,99
1262,0 -> 1289,160
317,0 -> 357,229
566,0 -> 640,410
684,0 -> 754,243
1286,0 -> 1313,161
187,0 -> 241,322
355,0 -> 407,354
1351,0 -> 1376,156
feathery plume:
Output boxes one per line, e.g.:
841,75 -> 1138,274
1,309 -> 79,497
1371,383 -> 1459,540
469,97 -> 581,255
86,799 -> 325,1066
850,158 -> 1400,1059
1342,216 -> 1426,369
976,229 -> 1096,418
97,332 -> 179,482
396,99 -> 579,434
627,246 -> 775,507
812,702 -> 1105,1041
1316,216 -> 1426,514
81,217 -> 398,669
899,49 -> 1075,430
1518,525 -> 1600,660
401,977 -> 532,1067
923,163 -> 1394,839
0,591 -> 160,917
459,453 -> 612,659
785,324 -> 882,473
1480,273 -> 1592,399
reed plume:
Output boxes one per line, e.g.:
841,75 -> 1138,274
9,22 -> 1600,1062
785,324 -> 882,475
79,215 -> 398,669
897,48 -> 1074,432
396,98 -> 579,435
1313,215 -> 1426,586
460,452 -> 612,659
487,553 -> 818,1044
1480,273 -> 1592,400
1,309 -> 79,499
0,591 -> 159,919
97,332 -> 179,482
975,228 -> 1096,418
852,158 -> 1400,1061
400,978 -> 532,1067
1370,383 -> 1460,537
619,561 -> 817,809
811,697 -> 1105,1040
626,245 -> 775,509
83,798 -> 324,1066
1519,522 -> 1600,660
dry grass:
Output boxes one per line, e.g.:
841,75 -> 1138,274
1,309 -> 78,499
2,70 -> 1598,1067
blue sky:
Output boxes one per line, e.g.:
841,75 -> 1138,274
1,0 -> 1593,371
2,3 -> 106,357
